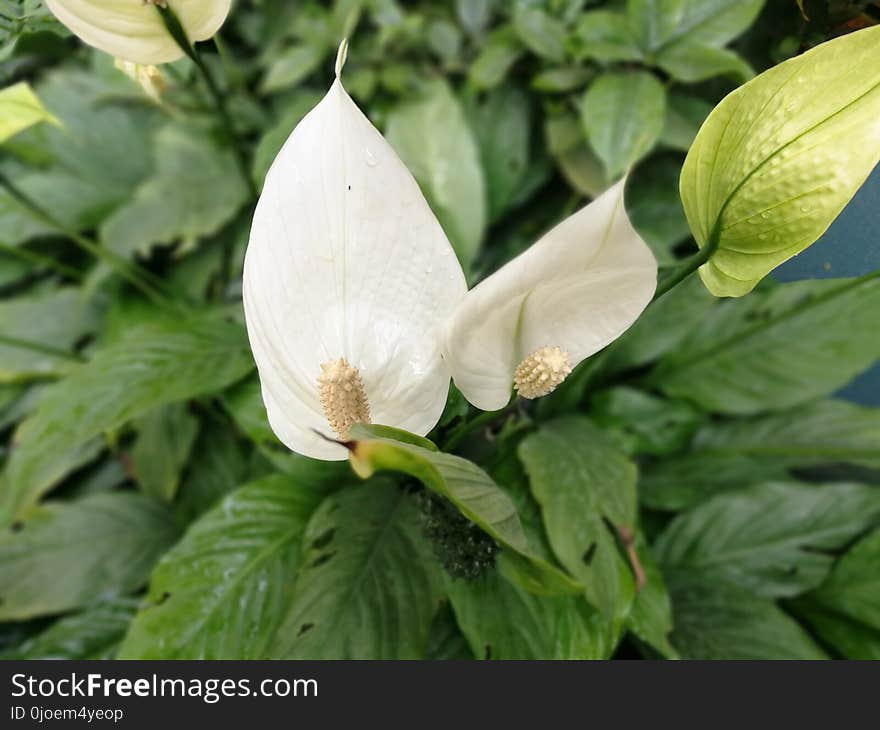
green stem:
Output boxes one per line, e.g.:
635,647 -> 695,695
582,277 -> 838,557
156,7 -> 257,199
0,241 -> 83,281
0,172 -> 170,305
652,230 -> 720,302
0,333 -> 85,362
442,397 -> 518,451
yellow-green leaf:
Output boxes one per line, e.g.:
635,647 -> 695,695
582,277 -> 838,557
680,26 -> 880,296
0,83 -> 58,144
347,425 -> 582,596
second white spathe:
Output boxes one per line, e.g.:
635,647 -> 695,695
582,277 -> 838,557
45,0 -> 232,65
443,180 -> 658,411
243,56 -> 467,461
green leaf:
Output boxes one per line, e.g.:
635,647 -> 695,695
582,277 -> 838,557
679,26 -> 880,296
470,85 -> 532,221
626,153 -> 693,265
131,403 -> 199,502
448,569 -> 615,660
655,43 -> 753,83
791,598 -> 880,660
580,71 -> 666,179
0,82 -> 58,143
347,427 -> 581,596
641,399 -> 880,510
660,92 -> 712,152
530,67 -> 593,93
425,603 -> 474,659
513,7 -> 567,63
655,481 -> 880,598
100,125 -> 249,258
0,287 -> 96,383
119,474 -> 322,659
0,493 -> 179,620
1,598 -> 137,660
809,529 -> 880,630
518,417 -> 637,621
791,529 -> 880,658
468,27 -> 523,90
589,387 -> 702,457
573,10 -> 642,63
260,43 -> 326,94
626,538 -> 677,658
269,480 -> 443,658
174,416 -> 251,522
386,79 -> 486,270
1,314 -> 254,524
665,569 -> 827,659
650,276 -> 880,414
252,91 -> 323,184
628,0 -> 765,52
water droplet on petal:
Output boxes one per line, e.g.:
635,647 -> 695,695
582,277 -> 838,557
364,148 -> 378,167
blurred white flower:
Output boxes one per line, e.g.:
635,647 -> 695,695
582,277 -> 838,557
243,44 -> 467,461
114,59 -> 166,102
45,0 -> 232,65
443,179 -> 657,410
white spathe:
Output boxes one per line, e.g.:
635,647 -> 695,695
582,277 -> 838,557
45,0 -> 232,65
243,74 -> 468,460
443,179 -> 658,411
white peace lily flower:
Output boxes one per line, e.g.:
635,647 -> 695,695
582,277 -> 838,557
443,179 -> 657,411
243,43 -> 468,461
45,0 -> 232,65
114,59 -> 166,102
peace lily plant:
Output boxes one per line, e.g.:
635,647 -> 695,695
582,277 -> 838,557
3,1 -> 880,662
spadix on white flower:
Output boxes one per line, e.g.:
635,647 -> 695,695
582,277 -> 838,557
45,0 -> 232,65
443,179 -> 657,411
243,48 -> 468,461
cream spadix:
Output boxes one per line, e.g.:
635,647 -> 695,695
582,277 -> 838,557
45,0 -> 232,65
443,180 -> 657,410
243,50 -> 467,461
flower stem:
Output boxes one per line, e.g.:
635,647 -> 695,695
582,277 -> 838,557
651,229 -> 721,302
0,172 -> 170,305
156,7 -> 257,199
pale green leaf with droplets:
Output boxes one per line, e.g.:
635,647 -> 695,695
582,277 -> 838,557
680,26 -> 880,296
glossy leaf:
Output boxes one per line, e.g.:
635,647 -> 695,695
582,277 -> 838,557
0,287 -> 96,383
666,569 -> 827,659
641,399 -> 880,510
269,480 -> 443,659
386,79 -> 486,269
0,493 -> 179,620
448,569 -> 615,660
1,598 -> 136,660
120,474 -> 322,659
650,276 -> 880,414
580,71 -> 666,179
519,416 -> 637,621
1,315 -> 254,524
656,481 -> 880,597
131,403 -> 200,502
101,125 -> 250,258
